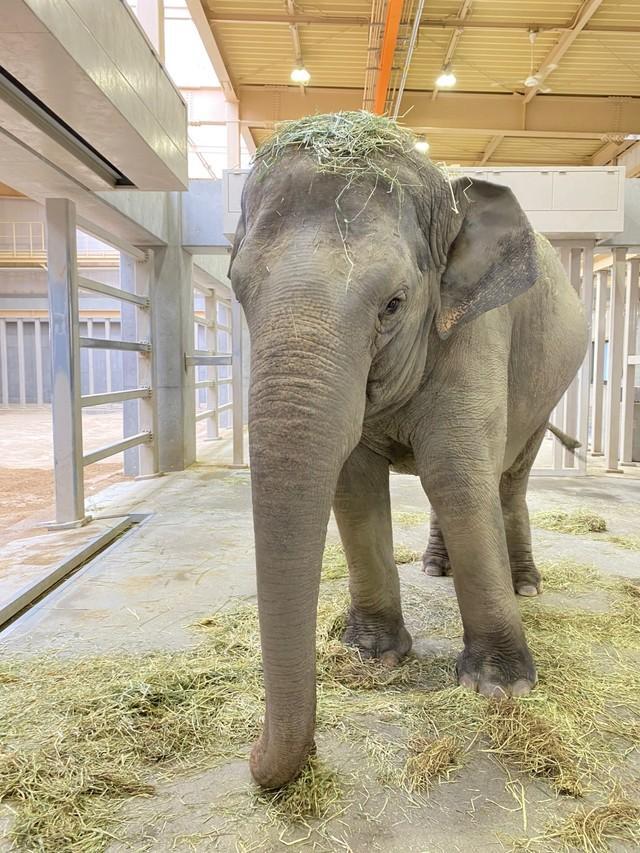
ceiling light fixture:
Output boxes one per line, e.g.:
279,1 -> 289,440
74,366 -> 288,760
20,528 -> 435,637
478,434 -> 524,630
435,63 -> 456,88
414,136 -> 430,154
290,64 -> 311,85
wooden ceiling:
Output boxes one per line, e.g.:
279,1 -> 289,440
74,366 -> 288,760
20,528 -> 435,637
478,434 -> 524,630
199,0 -> 640,170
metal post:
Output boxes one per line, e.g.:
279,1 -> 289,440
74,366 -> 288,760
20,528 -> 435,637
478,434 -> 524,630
35,318 -> 44,404
205,290 -> 219,439
136,253 -> 158,476
604,248 -> 627,473
0,319 -> 8,404
121,253 -> 140,476
231,296 -> 244,466
591,269 -> 608,455
45,198 -> 86,526
562,247 -> 582,468
576,243 -> 594,473
16,319 -> 26,404
621,258 -> 639,464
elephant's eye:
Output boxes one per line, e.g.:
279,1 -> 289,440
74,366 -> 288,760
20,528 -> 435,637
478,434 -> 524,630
384,297 -> 402,315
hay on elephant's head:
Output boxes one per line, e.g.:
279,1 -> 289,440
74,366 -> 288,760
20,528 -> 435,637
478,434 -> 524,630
254,111 -> 421,192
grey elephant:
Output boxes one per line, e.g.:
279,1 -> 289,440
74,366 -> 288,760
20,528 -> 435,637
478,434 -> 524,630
228,112 -> 588,789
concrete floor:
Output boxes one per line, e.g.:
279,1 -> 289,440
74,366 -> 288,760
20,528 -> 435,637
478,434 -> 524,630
1,438 -> 639,851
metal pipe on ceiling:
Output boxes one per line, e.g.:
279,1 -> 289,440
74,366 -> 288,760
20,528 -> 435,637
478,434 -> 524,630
373,0 -> 403,114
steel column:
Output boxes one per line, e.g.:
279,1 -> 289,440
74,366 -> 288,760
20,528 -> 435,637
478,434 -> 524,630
135,253 -> 158,476
231,297 -> 244,465
604,248 -> 627,472
591,269 -> 608,455
576,243 -> 594,473
45,198 -> 86,525
121,253 -> 140,476
621,258 -> 639,464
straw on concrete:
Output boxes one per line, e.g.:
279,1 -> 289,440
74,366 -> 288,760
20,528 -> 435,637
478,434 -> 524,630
531,508 -> 607,535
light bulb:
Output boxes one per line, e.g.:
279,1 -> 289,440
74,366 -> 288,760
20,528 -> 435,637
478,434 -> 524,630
524,75 -> 540,87
290,65 -> 311,85
435,64 -> 456,88
414,137 -> 430,154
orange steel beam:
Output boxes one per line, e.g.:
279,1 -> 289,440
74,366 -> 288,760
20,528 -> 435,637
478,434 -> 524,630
373,0 -> 403,115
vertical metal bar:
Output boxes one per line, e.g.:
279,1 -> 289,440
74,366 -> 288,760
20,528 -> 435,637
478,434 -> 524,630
121,253 -> 140,476
562,247 -> 582,468
604,248 -> 627,472
0,319 -> 8,405
16,319 -> 26,404
87,318 -> 95,395
576,243 -> 594,474
621,258 -> 639,464
35,318 -> 44,405
231,296 -> 244,466
105,319 -> 112,392
205,290 -> 219,440
591,269 -> 608,455
46,198 -> 85,524
135,252 -> 158,476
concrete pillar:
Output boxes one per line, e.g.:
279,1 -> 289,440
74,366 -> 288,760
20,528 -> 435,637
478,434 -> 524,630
150,195 -> 196,471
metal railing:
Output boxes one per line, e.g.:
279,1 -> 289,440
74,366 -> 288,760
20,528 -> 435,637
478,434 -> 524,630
0,220 -> 119,259
189,281 -> 244,466
46,198 -> 157,526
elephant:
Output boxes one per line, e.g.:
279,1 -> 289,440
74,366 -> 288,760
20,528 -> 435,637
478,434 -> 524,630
228,112 -> 588,789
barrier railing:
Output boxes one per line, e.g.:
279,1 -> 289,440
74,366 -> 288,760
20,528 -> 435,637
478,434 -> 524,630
189,280 -> 244,466
45,198 -> 157,527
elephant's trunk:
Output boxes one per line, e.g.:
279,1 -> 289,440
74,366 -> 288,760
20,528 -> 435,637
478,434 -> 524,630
247,318 -> 367,788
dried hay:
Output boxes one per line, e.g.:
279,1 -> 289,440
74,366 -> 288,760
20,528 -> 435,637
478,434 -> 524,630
392,510 -> 429,528
606,534 -> 640,551
254,111 -> 422,196
1,557 -> 639,851
322,542 -> 421,580
531,508 -> 607,535
403,734 -> 462,791
528,794 -> 640,852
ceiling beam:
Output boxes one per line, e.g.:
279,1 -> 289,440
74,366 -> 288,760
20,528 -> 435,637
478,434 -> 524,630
187,0 -> 237,101
477,134 -> 504,164
617,141 -> 640,177
432,0 -> 472,101
590,138 -> 628,165
204,11 -> 640,35
373,0 -> 403,114
523,0 -> 605,104
285,0 -> 306,94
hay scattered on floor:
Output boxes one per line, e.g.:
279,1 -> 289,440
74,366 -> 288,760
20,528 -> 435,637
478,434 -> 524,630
322,543 -> 348,579
531,508 -> 607,535
539,558 -> 601,591
392,510 -> 429,527
484,701 -> 585,796
403,734 -> 462,791
322,542 -> 421,580
257,757 -> 345,826
606,534 -> 640,551
539,795 -> 640,852
1,556 -> 639,851
394,544 -> 421,564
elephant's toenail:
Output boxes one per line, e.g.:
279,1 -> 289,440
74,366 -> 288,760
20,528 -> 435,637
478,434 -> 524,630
517,583 -> 538,597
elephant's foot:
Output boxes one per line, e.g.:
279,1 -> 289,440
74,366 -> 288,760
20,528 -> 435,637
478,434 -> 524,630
343,608 -> 412,667
422,547 -> 452,577
457,642 -> 537,698
510,559 -> 542,597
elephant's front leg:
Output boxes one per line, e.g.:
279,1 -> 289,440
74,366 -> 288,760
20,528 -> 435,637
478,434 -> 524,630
333,443 -> 412,667
418,456 -> 536,697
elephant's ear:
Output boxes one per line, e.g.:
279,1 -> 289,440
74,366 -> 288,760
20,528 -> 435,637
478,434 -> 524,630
436,178 -> 539,340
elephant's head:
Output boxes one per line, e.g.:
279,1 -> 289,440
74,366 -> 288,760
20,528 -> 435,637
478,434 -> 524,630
229,112 -> 538,788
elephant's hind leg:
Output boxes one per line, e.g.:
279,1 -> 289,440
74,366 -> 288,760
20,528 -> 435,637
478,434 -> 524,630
422,510 -> 452,577
333,443 -> 412,667
501,424 -> 547,597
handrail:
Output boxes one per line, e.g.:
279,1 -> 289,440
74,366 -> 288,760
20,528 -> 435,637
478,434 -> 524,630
83,431 -> 152,466
78,276 -> 149,307
80,388 -> 151,407
80,337 -> 151,352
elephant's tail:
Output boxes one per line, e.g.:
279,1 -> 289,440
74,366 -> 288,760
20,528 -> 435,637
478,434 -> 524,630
547,422 -> 581,451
